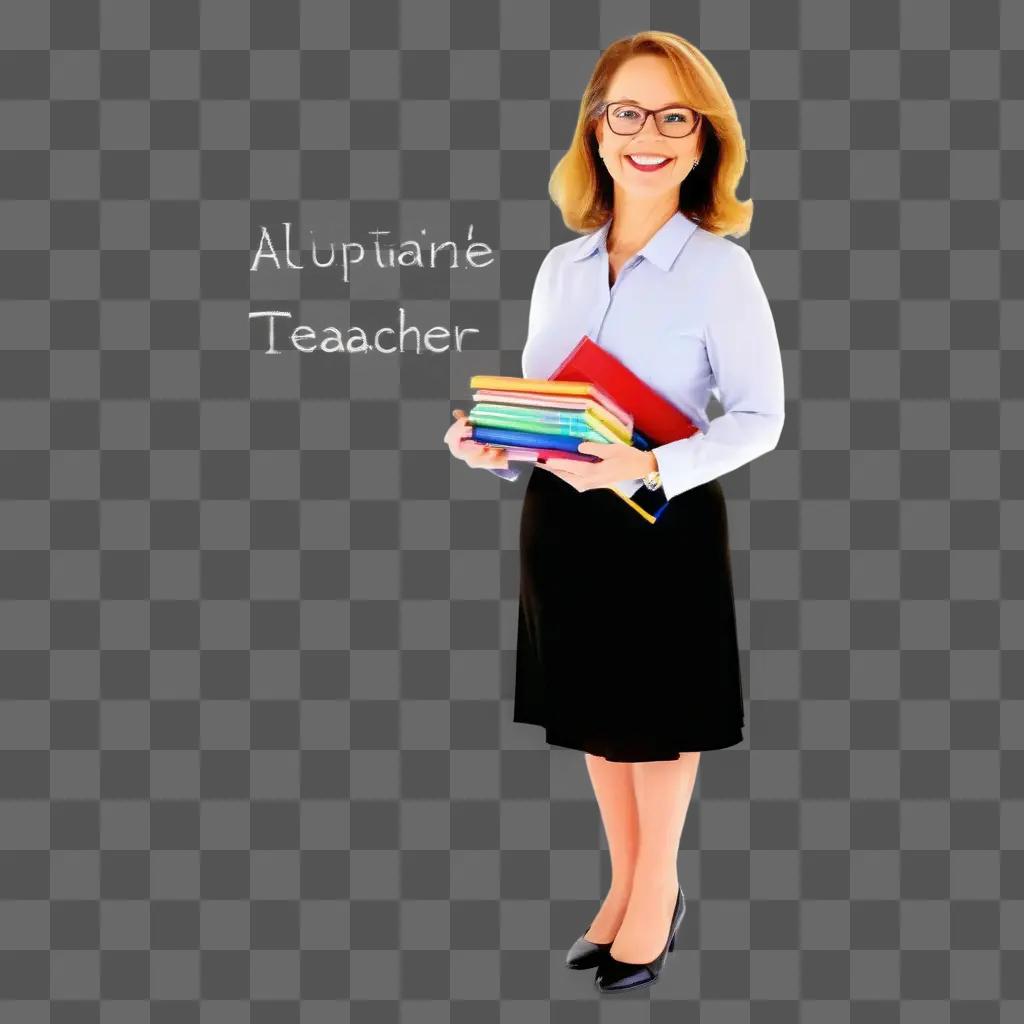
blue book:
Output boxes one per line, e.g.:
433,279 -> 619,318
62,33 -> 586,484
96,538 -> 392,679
470,425 -> 603,458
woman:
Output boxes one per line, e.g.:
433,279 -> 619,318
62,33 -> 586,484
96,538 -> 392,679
444,31 -> 785,993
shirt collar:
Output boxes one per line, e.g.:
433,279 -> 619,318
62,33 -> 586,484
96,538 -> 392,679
569,210 -> 699,272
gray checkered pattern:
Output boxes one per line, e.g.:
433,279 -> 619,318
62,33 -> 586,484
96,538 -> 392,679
1,0 -> 1021,1018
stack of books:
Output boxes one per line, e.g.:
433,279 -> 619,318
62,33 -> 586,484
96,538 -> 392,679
459,335 -> 700,523
462,375 -> 652,467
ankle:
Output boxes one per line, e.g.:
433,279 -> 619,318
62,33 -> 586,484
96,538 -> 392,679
603,881 -> 633,904
630,872 -> 679,898
609,868 -> 636,891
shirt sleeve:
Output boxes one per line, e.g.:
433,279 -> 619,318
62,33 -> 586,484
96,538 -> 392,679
650,244 -> 785,502
484,248 -> 556,484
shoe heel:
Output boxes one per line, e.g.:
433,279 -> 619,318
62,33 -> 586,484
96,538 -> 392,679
668,934 -> 676,952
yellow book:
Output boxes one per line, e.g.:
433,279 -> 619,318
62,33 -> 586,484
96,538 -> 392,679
583,410 -> 632,445
469,374 -> 596,394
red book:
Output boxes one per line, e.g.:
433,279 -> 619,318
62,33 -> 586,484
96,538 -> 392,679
549,335 -> 698,447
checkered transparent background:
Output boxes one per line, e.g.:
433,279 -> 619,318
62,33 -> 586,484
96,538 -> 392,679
1,0 -> 1023,1018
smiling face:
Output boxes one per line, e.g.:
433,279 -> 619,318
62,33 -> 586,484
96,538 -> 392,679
594,55 -> 703,199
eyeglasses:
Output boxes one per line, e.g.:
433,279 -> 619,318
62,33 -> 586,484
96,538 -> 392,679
596,100 -> 701,139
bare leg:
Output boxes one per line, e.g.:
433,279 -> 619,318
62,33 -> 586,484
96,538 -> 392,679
608,752 -> 700,962
582,752 -> 641,942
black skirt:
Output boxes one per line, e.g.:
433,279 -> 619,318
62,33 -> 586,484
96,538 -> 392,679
512,464 -> 745,761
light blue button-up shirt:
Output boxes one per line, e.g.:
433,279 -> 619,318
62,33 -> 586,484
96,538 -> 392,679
487,210 -> 785,501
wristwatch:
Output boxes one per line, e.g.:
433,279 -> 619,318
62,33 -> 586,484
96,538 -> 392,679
641,455 -> 662,491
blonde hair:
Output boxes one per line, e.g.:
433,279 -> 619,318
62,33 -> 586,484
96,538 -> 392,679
549,31 -> 753,239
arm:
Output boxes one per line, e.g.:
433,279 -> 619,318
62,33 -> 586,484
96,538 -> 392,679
650,245 -> 785,501
484,249 -> 554,483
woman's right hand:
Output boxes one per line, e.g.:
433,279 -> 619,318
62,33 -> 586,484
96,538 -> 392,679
444,410 -> 511,470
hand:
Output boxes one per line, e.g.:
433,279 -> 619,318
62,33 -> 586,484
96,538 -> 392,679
443,409 -> 511,470
539,441 -> 655,492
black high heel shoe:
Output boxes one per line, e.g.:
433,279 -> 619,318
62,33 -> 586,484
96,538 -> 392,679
594,886 -> 685,993
565,932 -> 613,969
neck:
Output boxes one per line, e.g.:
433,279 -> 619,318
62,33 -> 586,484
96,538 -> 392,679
606,190 -> 678,255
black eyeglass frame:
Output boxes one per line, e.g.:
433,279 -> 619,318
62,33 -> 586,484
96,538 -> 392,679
595,100 -> 702,139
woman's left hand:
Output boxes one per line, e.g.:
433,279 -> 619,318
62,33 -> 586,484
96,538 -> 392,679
539,442 -> 655,491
